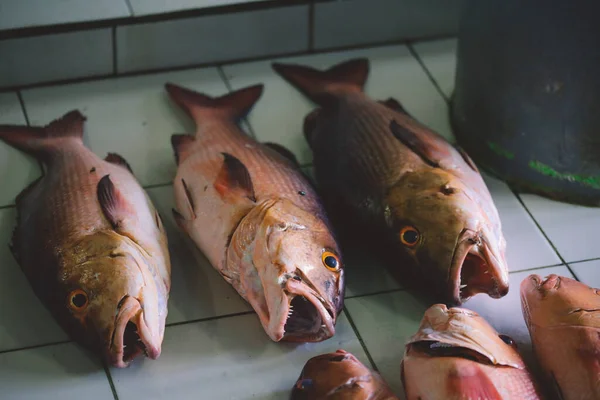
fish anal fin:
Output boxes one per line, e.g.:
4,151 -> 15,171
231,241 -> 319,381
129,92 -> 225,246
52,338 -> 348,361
390,119 -> 448,169
263,142 -> 299,167
105,152 -> 133,174
455,145 -> 480,173
165,83 -> 263,123
214,153 -> 256,203
379,97 -> 408,115
97,175 -> 134,230
171,134 -> 195,165
446,365 -> 502,400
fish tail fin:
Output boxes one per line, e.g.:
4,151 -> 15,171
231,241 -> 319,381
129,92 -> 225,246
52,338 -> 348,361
165,83 -> 264,125
0,110 -> 85,159
271,58 -> 369,105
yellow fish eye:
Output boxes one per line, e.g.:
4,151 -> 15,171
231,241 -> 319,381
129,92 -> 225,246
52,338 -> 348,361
68,289 -> 89,311
399,226 -> 420,247
322,251 -> 340,271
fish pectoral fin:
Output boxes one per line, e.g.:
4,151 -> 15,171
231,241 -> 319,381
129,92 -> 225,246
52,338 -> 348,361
97,174 -> 134,230
214,152 -> 257,203
263,142 -> 300,168
171,134 -> 195,165
105,152 -> 133,174
379,97 -> 409,115
447,365 -> 502,400
180,179 -> 197,219
454,145 -> 480,173
172,208 -> 189,232
389,119 -> 452,169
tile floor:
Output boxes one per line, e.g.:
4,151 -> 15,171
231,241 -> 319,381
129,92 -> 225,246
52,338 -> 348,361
0,38 -> 598,399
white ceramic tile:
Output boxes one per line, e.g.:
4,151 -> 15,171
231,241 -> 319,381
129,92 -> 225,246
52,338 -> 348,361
569,259 -> 600,288
0,208 -> 69,352
110,312 -> 369,399
0,29 -> 113,88
345,265 -> 573,398
314,0 -> 461,50
483,173 -> 560,271
0,342 -> 114,400
0,0 -> 130,30
222,44 -> 452,165
22,67 -> 229,187
519,193 -> 600,262
146,186 -> 252,324
0,92 -> 42,207
412,38 -> 458,99
117,5 -> 309,73
128,0 -> 266,16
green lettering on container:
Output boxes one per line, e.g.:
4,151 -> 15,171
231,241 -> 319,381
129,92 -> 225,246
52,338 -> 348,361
528,160 -> 600,190
487,142 -> 515,159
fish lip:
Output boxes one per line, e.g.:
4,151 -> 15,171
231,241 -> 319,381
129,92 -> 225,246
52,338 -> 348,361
279,278 -> 336,342
449,229 -> 509,304
108,296 -> 161,368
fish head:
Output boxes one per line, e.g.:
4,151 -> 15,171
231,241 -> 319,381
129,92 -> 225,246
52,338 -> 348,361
386,169 -> 508,304
248,199 -> 344,342
405,304 -> 524,368
291,349 -> 390,400
521,274 -> 600,329
58,232 -> 166,368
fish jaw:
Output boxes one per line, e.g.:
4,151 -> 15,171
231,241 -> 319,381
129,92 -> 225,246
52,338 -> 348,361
108,295 -> 162,368
449,228 -> 509,304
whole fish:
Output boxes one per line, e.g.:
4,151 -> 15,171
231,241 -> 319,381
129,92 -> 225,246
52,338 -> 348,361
272,58 -> 509,305
402,304 -> 544,400
291,349 -> 398,400
0,111 -> 171,368
165,82 -> 344,342
521,274 -> 600,400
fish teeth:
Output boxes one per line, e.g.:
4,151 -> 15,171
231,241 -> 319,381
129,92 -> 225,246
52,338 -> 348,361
460,284 -> 467,289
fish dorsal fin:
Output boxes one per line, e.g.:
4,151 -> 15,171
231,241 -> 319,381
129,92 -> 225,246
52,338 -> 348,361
97,175 -> 133,230
0,110 -> 85,160
455,145 -> 480,173
390,119 -> 454,169
447,365 -> 502,399
171,134 -> 195,165
214,153 -> 257,203
105,152 -> 133,173
379,97 -> 409,115
263,142 -> 300,167
165,83 -> 264,124
272,58 -> 369,106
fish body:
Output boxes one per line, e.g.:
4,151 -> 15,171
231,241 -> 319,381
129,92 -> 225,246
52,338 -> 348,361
521,274 -> 600,400
402,304 -> 544,400
291,349 -> 398,400
166,83 -> 344,342
272,59 -> 509,305
0,111 -> 171,367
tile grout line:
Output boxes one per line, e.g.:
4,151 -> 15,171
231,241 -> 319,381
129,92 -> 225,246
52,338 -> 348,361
112,26 -> 118,76
102,363 -> 120,400
307,1 -> 315,52
165,310 -> 255,328
0,339 -> 71,356
16,90 -> 31,126
217,65 -> 258,139
407,43 -> 449,103
342,306 -> 380,373
513,191 -> 579,280
123,0 -> 135,17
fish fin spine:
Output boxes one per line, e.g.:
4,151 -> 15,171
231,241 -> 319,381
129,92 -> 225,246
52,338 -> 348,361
214,152 -> 257,203
0,110 -> 85,159
97,174 -> 132,229
262,142 -> 300,167
165,83 -> 263,124
272,58 -> 369,106
105,152 -> 133,173
171,134 -> 195,165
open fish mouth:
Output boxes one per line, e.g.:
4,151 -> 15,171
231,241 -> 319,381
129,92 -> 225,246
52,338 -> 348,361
109,295 -> 161,368
282,278 -> 335,342
451,229 -> 509,304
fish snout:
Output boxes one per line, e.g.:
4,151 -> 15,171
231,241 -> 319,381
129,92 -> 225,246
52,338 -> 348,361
540,274 -> 561,291
109,295 -> 162,368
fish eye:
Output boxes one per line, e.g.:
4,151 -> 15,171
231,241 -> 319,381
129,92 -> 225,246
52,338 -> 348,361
399,226 -> 420,247
499,334 -> 516,346
68,289 -> 89,311
295,378 -> 313,391
322,251 -> 340,271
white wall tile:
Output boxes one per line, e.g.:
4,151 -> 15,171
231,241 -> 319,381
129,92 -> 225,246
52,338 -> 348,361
0,92 -> 42,207
0,0 -> 130,31
412,38 -> 458,99
569,259 -> 600,288
314,0 -> 462,50
128,0 -> 266,16
117,5 -> 309,73
0,29 -> 113,88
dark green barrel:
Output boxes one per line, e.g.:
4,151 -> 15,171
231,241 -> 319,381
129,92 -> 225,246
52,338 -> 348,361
450,1 -> 600,206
